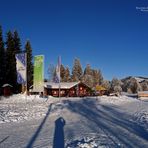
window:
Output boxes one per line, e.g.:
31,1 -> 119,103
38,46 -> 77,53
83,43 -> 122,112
61,90 -> 65,94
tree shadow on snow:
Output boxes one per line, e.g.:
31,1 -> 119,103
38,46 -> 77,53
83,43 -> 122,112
53,117 -> 66,148
26,104 -> 52,148
63,98 -> 148,148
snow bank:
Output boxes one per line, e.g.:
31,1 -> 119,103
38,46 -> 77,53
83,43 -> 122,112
0,94 -> 54,124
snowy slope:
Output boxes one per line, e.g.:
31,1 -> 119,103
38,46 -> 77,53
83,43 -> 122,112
0,94 -> 148,148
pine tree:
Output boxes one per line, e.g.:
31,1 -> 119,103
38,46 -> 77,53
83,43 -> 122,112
13,30 -> 22,53
83,64 -> 94,87
128,78 -> 142,94
141,81 -> 148,91
111,77 -> 122,93
82,74 -> 94,88
25,40 -> 33,90
13,30 -> 22,92
98,70 -> 103,85
84,64 -> 92,75
92,69 -> 99,87
60,64 -> 65,82
71,58 -> 83,81
0,26 -> 5,94
64,66 -> 70,82
5,31 -> 17,91
102,80 -> 111,90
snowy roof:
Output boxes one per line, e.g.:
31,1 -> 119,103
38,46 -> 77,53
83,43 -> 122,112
138,91 -> 148,94
2,84 -> 13,87
44,82 -> 80,89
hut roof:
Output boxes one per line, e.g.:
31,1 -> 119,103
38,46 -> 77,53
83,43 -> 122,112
44,82 -> 80,89
96,85 -> 107,91
2,84 -> 13,88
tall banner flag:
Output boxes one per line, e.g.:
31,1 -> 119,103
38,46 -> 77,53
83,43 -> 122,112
15,53 -> 26,84
33,55 -> 44,92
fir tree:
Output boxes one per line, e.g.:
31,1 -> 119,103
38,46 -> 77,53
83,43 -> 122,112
84,64 -> 92,75
13,30 -> 22,92
92,69 -> 99,87
60,64 -> 65,82
98,70 -> 103,85
25,40 -> 33,90
13,30 -> 22,53
102,80 -> 111,91
141,81 -> 148,91
83,64 -> 94,87
82,74 -> 94,88
128,78 -> 141,94
64,66 -> 70,82
111,77 -> 122,93
71,58 -> 83,81
0,26 -> 5,94
5,31 -> 17,91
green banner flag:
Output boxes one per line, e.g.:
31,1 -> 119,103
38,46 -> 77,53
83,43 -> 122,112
33,55 -> 44,92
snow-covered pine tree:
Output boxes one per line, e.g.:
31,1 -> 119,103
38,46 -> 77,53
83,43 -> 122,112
71,58 -> 83,82
64,66 -> 70,82
92,69 -> 103,87
128,78 -> 142,94
60,64 -> 65,82
84,64 -> 92,75
82,64 -> 94,87
102,80 -> 111,91
111,77 -> 122,93
141,81 -> 148,91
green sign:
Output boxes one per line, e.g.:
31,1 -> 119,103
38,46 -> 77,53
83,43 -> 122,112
33,55 -> 44,92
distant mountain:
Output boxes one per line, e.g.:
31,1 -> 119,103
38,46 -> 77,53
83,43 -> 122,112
121,76 -> 148,83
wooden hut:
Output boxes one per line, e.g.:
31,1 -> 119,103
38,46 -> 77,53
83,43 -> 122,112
138,91 -> 148,100
2,84 -> 13,97
95,85 -> 107,96
44,81 -> 91,97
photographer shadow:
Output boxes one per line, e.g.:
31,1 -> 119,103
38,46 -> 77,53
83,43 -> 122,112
53,117 -> 66,148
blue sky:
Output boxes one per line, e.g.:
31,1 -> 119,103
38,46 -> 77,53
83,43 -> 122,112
0,0 -> 148,80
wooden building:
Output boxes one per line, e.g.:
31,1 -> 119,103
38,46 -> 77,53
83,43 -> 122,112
2,84 -> 13,97
95,85 -> 107,96
44,82 -> 91,97
138,91 -> 148,100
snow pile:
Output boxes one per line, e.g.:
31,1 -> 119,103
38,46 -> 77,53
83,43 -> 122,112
95,95 -> 136,105
0,94 -> 54,123
66,137 -> 98,148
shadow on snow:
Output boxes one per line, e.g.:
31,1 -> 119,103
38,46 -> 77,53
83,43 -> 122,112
26,104 -> 52,148
63,98 -> 148,148
53,117 -> 66,148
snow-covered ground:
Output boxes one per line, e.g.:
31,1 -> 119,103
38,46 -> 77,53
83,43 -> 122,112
0,94 -> 148,148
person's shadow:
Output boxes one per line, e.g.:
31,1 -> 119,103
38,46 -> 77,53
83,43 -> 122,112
53,117 -> 66,148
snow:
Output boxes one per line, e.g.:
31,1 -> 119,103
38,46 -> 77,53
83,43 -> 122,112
0,94 -> 148,148
45,82 -> 80,89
